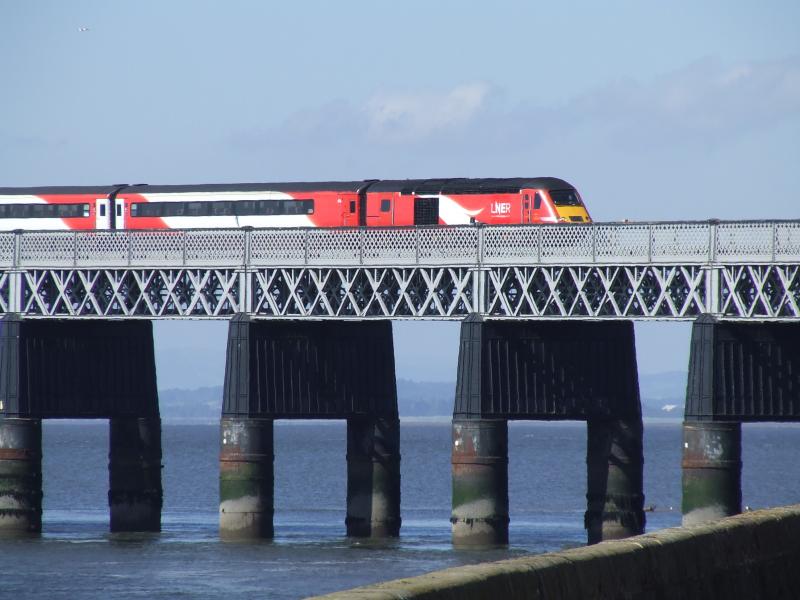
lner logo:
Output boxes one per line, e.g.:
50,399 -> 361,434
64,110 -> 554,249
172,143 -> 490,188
490,202 -> 511,216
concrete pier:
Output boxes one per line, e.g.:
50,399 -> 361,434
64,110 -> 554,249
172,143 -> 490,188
451,418 -> 509,547
682,421 -> 742,525
108,417 -> 163,532
219,417 -> 274,540
0,418 -> 42,535
346,416 -> 401,538
585,417 -> 645,544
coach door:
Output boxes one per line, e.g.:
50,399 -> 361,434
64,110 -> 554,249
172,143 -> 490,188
114,197 -> 126,229
522,192 -> 533,223
95,198 -> 111,229
341,194 -> 359,227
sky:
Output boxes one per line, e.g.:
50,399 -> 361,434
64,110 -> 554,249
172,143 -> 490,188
2,1 -> 799,388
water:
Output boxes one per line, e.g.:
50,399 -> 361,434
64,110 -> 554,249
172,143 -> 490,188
1,420 -> 798,599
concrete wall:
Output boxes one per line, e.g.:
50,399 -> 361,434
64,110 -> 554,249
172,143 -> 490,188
309,505 -> 800,599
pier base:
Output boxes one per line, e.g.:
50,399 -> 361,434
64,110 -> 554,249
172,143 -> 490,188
451,418 -> 509,547
0,418 -> 42,535
108,417 -> 163,532
682,421 -> 742,525
346,416 -> 401,538
219,417 -> 274,540
585,418 -> 645,544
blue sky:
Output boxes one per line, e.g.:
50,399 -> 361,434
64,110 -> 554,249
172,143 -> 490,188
2,2 -> 799,387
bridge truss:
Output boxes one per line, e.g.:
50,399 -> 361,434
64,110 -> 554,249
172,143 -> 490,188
1,220 -> 798,320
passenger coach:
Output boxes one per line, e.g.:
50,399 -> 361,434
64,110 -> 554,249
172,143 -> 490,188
0,177 -> 590,231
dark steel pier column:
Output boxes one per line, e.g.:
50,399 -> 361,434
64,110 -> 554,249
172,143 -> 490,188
451,418 -> 509,547
682,421 -> 741,525
108,417 -> 163,532
346,416 -> 401,538
219,417 -> 274,540
0,418 -> 42,535
586,417 -> 645,544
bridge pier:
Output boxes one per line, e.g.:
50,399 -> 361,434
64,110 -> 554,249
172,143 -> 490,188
681,421 -> 741,525
0,418 -> 42,535
451,418 -> 508,546
346,416 -> 401,537
219,417 -> 274,539
109,417 -> 163,532
451,315 -> 644,547
220,315 -> 399,540
0,315 -> 162,533
586,417 -> 645,543
678,315 -> 800,525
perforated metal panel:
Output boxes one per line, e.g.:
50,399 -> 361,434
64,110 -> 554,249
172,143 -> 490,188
129,230 -> 184,266
185,229 -> 244,266
250,229 -> 306,266
650,223 -> 709,263
0,233 -> 14,267
20,232 -> 76,267
307,229 -> 361,265
417,227 -> 478,265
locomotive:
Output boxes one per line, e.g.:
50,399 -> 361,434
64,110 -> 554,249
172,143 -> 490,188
0,177 -> 590,231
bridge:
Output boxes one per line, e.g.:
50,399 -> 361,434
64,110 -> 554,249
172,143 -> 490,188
1,219 -> 798,319
0,218 -> 799,550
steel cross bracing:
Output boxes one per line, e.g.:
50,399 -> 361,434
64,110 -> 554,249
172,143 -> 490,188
0,220 -> 798,320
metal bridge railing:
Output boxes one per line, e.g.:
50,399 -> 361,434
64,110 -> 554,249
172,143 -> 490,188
1,220 -> 799,269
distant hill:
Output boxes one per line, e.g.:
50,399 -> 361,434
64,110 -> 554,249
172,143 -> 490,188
158,372 -> 688,420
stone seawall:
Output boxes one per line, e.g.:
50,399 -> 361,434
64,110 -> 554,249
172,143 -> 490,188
309,505 -> 800,599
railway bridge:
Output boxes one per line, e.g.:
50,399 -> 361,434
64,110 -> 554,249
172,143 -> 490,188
1,219 -> 799,545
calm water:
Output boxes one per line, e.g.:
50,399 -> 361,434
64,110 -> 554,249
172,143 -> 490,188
0,420 -> 798,599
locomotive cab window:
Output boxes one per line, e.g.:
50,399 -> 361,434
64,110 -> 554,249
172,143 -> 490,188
549,189 -> 581,206
380,199 -> 391,212
533,193 -> 542,210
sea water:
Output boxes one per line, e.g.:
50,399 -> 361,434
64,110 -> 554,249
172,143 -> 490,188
0,420 -> 797,599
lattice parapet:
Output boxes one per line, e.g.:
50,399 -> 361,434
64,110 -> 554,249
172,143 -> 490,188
719,265 -> 800,319
250,267 -> 474,318
485,265 -> 709,318
18,269 -> 241,317
1,263 -> 799,319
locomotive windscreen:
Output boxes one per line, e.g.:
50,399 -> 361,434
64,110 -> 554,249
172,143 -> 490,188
549,189 -> 582,206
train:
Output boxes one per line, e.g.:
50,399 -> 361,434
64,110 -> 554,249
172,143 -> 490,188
0,177 -> 590,231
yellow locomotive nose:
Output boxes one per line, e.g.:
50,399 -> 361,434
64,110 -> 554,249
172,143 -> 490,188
547,188 -> 591,223
555,205 -> 591,223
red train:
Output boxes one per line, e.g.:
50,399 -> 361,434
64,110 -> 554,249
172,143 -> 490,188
0,177 -> 590,230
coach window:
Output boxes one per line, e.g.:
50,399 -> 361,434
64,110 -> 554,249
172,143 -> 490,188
350,200 -> 356,213
380,199 -> 391,212
99,204 -> 106,217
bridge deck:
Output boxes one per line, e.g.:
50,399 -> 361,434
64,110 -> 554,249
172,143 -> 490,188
1,220 -> 798,320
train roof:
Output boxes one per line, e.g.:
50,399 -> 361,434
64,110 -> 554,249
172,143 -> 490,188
119,181 -> 372,194
0,185 -> 126,195
365,177 -> 575,194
